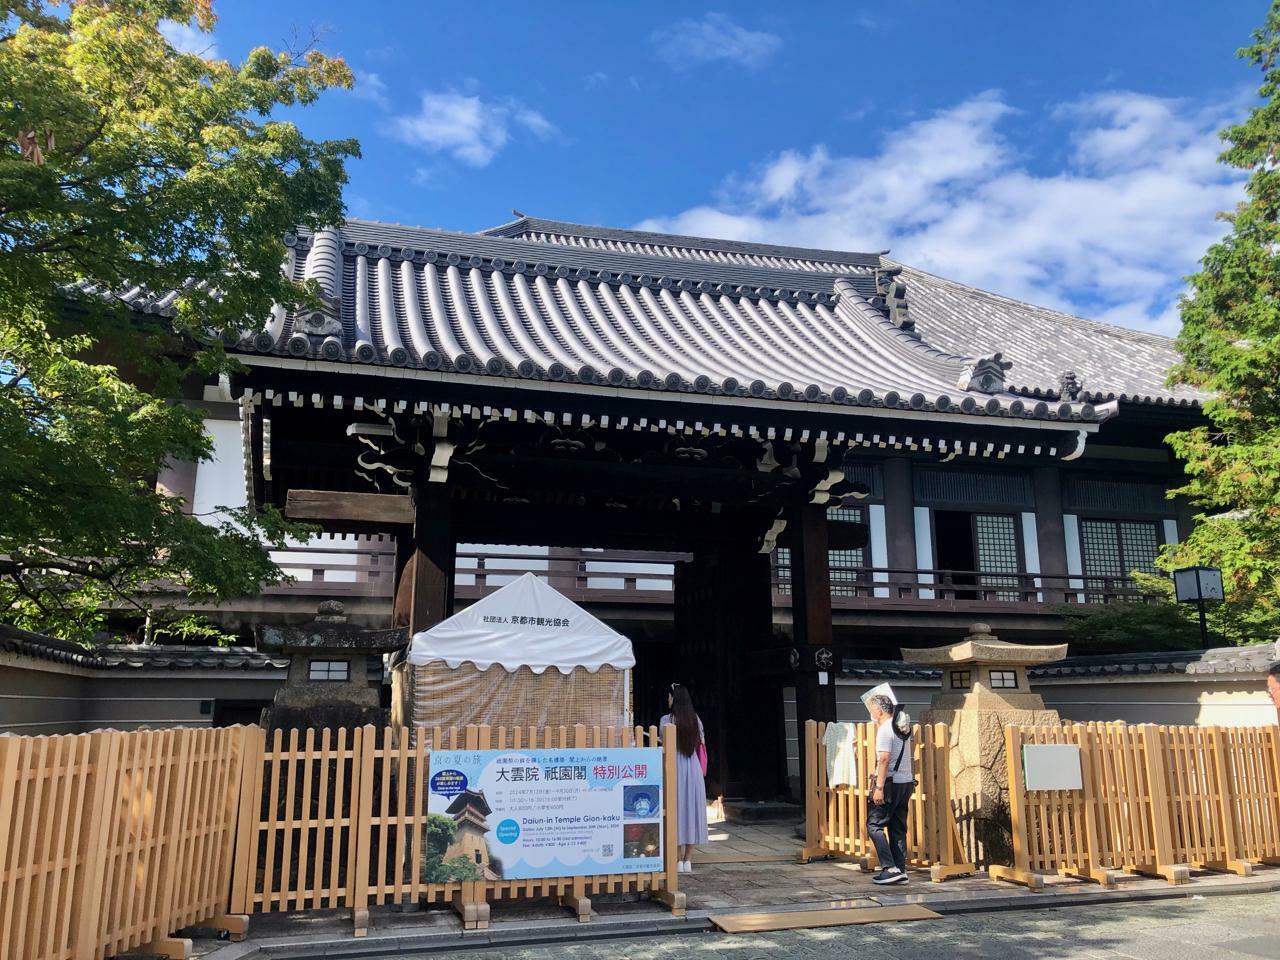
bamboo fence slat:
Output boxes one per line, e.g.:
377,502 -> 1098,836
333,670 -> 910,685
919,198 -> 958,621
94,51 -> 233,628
0,727 -> 248,960
993,721 -> 1280,891
797,720 -> 975,881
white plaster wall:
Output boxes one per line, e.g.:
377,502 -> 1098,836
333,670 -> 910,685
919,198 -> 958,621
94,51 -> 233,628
191,419 -> 246,520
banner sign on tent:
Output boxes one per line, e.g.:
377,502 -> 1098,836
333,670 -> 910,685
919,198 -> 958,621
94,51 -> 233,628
426,747 -> 663,880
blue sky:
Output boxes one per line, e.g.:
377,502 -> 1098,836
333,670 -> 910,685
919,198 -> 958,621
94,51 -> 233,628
179,2 -> 1266,336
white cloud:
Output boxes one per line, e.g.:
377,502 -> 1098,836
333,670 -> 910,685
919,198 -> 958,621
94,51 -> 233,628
386,92 -> 556,167
637,90 -> 1244,335
159,19 -> 218,58
652,12 -> 781,70
351,71 -> 390,110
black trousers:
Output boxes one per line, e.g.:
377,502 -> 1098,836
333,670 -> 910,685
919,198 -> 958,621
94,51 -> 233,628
867,780 -> 915,872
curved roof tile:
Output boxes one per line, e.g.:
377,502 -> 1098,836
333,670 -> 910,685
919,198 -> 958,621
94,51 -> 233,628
486,217 -> 1203,406
232,223 -> 1106,423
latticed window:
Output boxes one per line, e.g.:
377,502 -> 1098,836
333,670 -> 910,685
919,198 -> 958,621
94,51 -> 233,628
975,513 -> 1020,600
774,546 -> 793,595
950,670 -> 971,690
1080,519 -> 1160,601
771,505 -> 866,596
989,670 -> 1018,689
828,505 -> 866,597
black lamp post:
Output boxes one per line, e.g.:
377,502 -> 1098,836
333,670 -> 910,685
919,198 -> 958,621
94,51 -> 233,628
1172,566 -> 1225,650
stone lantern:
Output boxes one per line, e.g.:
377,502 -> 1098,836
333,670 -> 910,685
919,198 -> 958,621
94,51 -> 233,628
256,600 -> 407,732
900,623 -> 1067,866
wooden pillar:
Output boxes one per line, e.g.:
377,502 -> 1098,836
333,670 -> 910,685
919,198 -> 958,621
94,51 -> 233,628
719,548 -> 783,799
790,504 -> 836,729
672,545 -> 782,799
396,483 -> 455,635
882,458 -> 916,573
1033,467 -> 1069,603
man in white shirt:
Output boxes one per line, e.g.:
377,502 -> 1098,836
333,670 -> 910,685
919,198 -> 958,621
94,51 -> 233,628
866,693 -> 914,884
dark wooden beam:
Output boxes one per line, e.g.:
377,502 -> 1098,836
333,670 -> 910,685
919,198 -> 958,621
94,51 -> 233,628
882,458 -> 917,570
1032,467 -> 1068,604
406,483 -> 455,635
790,503 -> 837,796
285,489 -> 413,525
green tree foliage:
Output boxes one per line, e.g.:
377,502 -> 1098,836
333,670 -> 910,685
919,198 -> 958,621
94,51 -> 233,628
422,813 -> 483,882
1166,3 -> 1280,642
0,1 -> 358,639
1059,573 -> 1271,652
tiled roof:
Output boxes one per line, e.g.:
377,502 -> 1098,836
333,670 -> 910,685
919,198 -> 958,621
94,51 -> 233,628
889,264 -> 1203,406
488,217 -> 1202,407
69,227 -> 1111,425
252,221 -> 1112,424
1,624 -> 288,671
1029,645 -> 1278,679
482,215 -> 885,272
840,645 -> 1277,683
839,658 -> 941,682
0,624 -> 102,668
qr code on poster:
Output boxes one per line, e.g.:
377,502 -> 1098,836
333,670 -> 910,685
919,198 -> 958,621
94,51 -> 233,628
601,844 -> 614,858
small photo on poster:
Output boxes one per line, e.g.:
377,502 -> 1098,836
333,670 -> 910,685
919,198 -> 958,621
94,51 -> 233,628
623,784 -> 659,820
623,822 -> 660,860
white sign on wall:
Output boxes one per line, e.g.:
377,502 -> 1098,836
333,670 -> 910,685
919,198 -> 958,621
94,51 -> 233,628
1021,744 -> 1083,791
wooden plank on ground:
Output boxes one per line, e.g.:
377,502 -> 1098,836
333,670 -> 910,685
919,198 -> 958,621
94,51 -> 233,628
691,851 -> 796,864
710,903 -> 940,934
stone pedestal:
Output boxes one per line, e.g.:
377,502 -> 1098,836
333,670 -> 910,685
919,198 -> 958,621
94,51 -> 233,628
901,624 -> 1066,867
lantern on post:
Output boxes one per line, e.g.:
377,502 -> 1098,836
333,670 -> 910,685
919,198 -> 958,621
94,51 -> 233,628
1172,566 -> 1225,650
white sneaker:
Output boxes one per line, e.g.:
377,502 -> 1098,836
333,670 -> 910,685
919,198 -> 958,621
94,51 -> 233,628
684,860 -> 693,875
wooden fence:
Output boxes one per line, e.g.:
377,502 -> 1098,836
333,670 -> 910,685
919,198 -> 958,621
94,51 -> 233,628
229,724 -> 683,934
0,727 -> 249,960
992,723 -> 1280,891
797,720 -> 975,880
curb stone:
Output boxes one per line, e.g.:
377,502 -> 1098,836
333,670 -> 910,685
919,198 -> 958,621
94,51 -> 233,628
197,874 -> 1280,959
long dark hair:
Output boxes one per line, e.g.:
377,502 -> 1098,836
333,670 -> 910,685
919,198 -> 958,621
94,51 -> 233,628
669,684 -> 700,758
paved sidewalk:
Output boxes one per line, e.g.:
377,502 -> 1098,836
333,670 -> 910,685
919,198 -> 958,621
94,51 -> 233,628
436,893 -> 1280,960
195,819 -> 1280,959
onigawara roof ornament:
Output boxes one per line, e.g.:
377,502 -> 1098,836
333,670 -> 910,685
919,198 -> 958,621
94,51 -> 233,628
958,352 -> 1013,394
875,269 -> 913,333
1059,370 -> 1083,401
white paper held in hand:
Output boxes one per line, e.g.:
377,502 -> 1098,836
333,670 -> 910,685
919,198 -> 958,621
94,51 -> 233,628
860,682 -> 898,707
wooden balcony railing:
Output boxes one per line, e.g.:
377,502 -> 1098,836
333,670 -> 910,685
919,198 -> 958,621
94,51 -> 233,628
261,543 -> 1164,611
263,537 -> 397,598
771,565 -> 1164,609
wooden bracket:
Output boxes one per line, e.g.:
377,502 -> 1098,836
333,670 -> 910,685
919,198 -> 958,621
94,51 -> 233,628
138,936 -> 192,959
1197,859 -> 1253,878
1057,865 -> 1117,888
1127,862 -> 1192,884
559,891 -> 592,923
352,907 -> 369,937
650,888 -> 687,918
988,865 -> 1045,891
929,862 -> 977,882
208,914 -> 250,941
796,846 -> 829,864
451,883 -> 490,930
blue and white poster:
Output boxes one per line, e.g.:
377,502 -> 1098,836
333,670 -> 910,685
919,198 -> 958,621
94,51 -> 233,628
426,747 -> 664,881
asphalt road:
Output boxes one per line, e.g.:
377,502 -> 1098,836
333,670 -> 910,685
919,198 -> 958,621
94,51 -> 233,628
426,893 -> 1280,960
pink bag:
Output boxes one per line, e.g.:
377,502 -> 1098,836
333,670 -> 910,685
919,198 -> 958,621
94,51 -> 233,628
696,741 -> 708,777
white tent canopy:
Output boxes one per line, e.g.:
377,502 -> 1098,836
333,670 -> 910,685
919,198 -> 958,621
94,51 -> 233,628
406,572 -> 635,674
